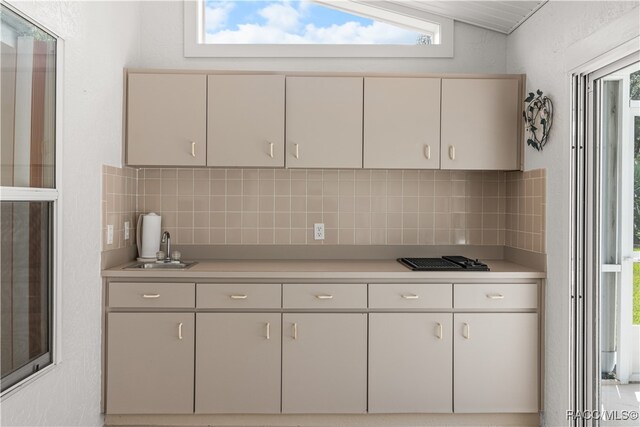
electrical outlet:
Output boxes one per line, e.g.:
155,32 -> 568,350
124,221 -> 130,240
314,223 -> 325,240
107,225 -> 114,245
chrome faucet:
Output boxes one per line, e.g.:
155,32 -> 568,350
161,231 -> 171,262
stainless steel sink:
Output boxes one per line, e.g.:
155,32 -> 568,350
123,261 -> 197,270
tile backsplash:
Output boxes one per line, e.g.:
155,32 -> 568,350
102,165 -> 137,251
102,166 -> 546,253
505,169 -> 546,253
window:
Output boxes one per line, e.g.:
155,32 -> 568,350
184,0 -> 453,57
1,3 -> 58,394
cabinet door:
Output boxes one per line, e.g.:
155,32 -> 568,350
441,78 -> 520,170
106,313 -> 194,414
286,77 -> 363,168
127,73 -> 206,166
195,313 -> 281,413
454,313 -> 538,413
369,313 -> 452,413
208,75 -> 285,167
282,313 -> 367,413
364,78 -> 441,169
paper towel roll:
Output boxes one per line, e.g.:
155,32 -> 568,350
137,213 -> 162,260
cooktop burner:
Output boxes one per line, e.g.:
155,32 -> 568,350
398,256 -> 490,271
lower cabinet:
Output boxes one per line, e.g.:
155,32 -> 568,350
453,313 -> 539,413
106,313 -> 195,414
195,313 -> 281,413
282,313 -> 367,413
368,313 -> 453,413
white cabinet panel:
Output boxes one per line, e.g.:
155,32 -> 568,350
286,77 -> 363,168
441,78 -> 520,170
364,78 -> 441,169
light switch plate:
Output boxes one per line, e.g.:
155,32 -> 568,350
107,225 -> 114,245
124,221 -> 130,240
314,223 -> 325,240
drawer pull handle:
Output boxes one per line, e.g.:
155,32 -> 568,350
230,294 -> 248,299
435,322 -> 443,339
486,294 -> 505,300
424,144 -> 431,160
269,142 -> 274,158
315,294 -> 333,300
191,142 -> 196,157
294,143 -> 300,159
463,322 -> 470,339
266,322 -> 270,340
449,145 -> 456,160
178,322 -> 184,340
292,322 -> 298,340
142,294 -> 160,299
401,294 -> 419,300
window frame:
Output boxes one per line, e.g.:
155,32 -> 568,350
183,0 -> 454,58
0,1 -> 64,399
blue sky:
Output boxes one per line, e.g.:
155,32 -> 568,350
204,0 -> 423,44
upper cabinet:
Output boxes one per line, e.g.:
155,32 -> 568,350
127,73 -> 206,167
440,78 -> 521,170
286,77 -> 363,169
364,78 -> 441,169
208,75 -> 285,167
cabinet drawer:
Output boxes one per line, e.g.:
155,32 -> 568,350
283,284 -> 367,309
197,284 -> 281,309
369,283 -> 452,309
454,283 -> 538,309
109,282 -> 195,308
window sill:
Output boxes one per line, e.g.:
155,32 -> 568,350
0,362 -> 57,401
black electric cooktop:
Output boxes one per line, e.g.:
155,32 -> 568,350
398,256 -> 490,271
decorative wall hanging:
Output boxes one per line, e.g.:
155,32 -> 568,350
523,90 -> 553,151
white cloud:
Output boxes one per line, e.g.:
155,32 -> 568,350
258,2 -> 301,32
303,21 -> 418,44
205,1 -> 234,33
204,0 -> 420,45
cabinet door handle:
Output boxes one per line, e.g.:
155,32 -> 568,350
315,294 -> 333,299
435,322 -> 443,339
424,144 -> 431,160
292,322 -> 298,340
265,322 -> 270,340
230,294 -> 248,299
269,142 -> 274,158
401,293 -> 419,300
486,293 -> 505,299
178,322 -> 184,340
463,322 -> 470,339
294,143 -> 300,159
449,145 -> 455,160
142,293 -> 160,299
191,142 -> 196,157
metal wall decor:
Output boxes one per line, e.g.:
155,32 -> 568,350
523,90 -> 553,151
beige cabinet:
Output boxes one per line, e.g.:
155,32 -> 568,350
195,313 -> 281,413
127,73 -> 206,166
207,75 -> 285,167
369,313 -> 453,413
453,313 -> 538,413
441,78 -> 521,170
106,313 -> 194,414
364,78 -> 441,169
286,77 -> 363,168
282,313 -> 367,413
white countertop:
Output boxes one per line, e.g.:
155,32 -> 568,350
103,259 -> 545,280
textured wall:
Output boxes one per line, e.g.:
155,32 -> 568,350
0,1 -> 140,426
136,1 -> 507,74
506,2 -> 639,425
